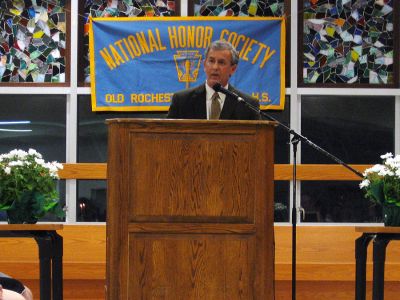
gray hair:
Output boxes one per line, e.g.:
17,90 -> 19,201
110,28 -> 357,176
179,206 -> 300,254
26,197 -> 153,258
205,40 -> 239,65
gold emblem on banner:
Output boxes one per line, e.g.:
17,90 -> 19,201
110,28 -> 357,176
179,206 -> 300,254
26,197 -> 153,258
173,51 -> 202,89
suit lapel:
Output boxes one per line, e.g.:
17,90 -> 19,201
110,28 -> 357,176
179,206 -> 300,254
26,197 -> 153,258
191,85 -> 207,119
219,85 -> 238,119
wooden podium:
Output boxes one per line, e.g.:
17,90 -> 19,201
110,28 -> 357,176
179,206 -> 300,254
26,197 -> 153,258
106,119 -> 275,300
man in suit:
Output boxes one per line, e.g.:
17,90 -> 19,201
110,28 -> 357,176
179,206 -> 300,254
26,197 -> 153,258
167,40 -> 261,120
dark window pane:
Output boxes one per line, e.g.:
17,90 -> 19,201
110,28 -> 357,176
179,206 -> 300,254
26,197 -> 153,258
301,96 -> 394,164
78,95 -> 166,162
44,180 -> 66,222
77,180 -> 107,222
0,95 -> 66,161
267,96 -> 290,164
302,0 -> 394,85
301,181 -> 382,223
275,181 -> 290,222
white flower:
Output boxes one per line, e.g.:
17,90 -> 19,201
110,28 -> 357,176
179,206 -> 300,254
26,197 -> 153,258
44,162 -> 62,178
28,148 -> 42,158
34,158 -> 45,166
378,168 -> 394,177
363,164 -> 385,176
381,152 -> 393,160
9,149 -> 28,160
359,179 -> 370,189
4,167 -> 11,175
8,160 -> 24,167
54,162 -> 63,170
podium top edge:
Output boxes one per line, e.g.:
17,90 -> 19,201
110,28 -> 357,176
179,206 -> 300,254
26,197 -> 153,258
105,118 -> 277,126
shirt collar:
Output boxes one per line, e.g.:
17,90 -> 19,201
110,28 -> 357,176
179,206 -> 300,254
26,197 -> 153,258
205,81 -> 228,101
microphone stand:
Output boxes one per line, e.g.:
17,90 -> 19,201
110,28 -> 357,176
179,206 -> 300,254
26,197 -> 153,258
217,88 -> 364,300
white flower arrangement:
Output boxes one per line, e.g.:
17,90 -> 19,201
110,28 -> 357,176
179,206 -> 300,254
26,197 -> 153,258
0,148 -> 64,222
360,152 -> 400,207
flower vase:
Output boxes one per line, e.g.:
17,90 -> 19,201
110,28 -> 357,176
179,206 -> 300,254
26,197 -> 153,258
382,203 -> 400,226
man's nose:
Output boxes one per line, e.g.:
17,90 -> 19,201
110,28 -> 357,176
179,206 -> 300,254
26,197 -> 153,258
211,62 -> 220,69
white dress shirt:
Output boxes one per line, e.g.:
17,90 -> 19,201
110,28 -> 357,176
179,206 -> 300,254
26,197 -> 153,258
205,82 -> 227,120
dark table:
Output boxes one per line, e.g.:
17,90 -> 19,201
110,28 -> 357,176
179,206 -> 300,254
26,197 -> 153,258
355,226 -> 400,300
0,224 -> 63,300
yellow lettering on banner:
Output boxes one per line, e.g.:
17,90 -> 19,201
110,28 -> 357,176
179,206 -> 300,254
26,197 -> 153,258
109,45 -> 125,65
128,35 -> 142,57
136,32 -> 150,54
251,92 -> 271,103
168,26 -> 213,49
114,40 -> 129,61
204,26 -> 213,47
252,43 -> 266,64
168,26 -> 178,48
219,29 -> 277,69
260,47 -> 276,68
148,30 -> 160,52
187,26 -> 195,47
178,26 -> 186,47
105,94 -> 125,103
146,28 -> 167,52
242,39 -> 257,61
262,92 -> 271,102
99,48 -> 116,70
122,38 -> 135,59
155,28 -> 167,50
130,93 -> 173,103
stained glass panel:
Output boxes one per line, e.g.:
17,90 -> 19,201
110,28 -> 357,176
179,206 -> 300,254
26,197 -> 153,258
190,0 -> 285,17
302,0 -> 394,85
0,0 -> 67,83
82,0 -> 177,84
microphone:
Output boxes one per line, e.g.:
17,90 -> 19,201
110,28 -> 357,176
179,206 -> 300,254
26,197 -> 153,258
212,83 -> 245,102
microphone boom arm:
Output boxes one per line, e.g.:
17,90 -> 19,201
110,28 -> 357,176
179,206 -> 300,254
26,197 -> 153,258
212,83 -> 364,178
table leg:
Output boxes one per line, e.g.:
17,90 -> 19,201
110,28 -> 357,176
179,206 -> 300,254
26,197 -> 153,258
372,236 -> 389,300
51,232 -> 63,300
35,235 -> 53,300
355,233 -> 373,300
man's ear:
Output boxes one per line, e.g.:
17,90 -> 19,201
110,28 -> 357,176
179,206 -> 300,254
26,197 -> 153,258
230,64 -> 238,76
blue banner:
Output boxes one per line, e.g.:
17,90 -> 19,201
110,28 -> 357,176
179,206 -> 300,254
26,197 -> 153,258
90,17 -> 285,111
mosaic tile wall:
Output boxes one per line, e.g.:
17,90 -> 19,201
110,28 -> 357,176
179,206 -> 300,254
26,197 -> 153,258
0,0 -> 67,83
303,0 -> 394,85
83,0 -> 176,83
192,0 -> 284,17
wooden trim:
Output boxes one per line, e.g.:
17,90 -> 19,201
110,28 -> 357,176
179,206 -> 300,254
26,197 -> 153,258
0,224 -> 62,231
59,163 -> 370,180
59,163 -> 107,179
274,164 -> 370,180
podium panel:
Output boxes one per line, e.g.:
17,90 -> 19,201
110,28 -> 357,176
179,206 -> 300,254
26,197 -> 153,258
128,235 -> 255,299
128,130 -> 256,222
106,119 -> 275,300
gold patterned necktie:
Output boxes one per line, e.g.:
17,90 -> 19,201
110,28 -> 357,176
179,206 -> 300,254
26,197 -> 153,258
210,92 -> 221,119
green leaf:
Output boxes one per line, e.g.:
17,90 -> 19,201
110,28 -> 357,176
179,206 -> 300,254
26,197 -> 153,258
368,180 -> 385,205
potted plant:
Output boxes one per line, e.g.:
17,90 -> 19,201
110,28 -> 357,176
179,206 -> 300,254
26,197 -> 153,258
360,153 -> 400,226
0,149 -> 65,224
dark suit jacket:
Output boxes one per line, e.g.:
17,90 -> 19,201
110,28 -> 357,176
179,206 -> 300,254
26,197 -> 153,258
167,84 -> 261,120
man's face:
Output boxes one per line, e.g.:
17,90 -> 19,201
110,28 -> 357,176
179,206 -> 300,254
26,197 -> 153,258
204,49 -> 237,88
